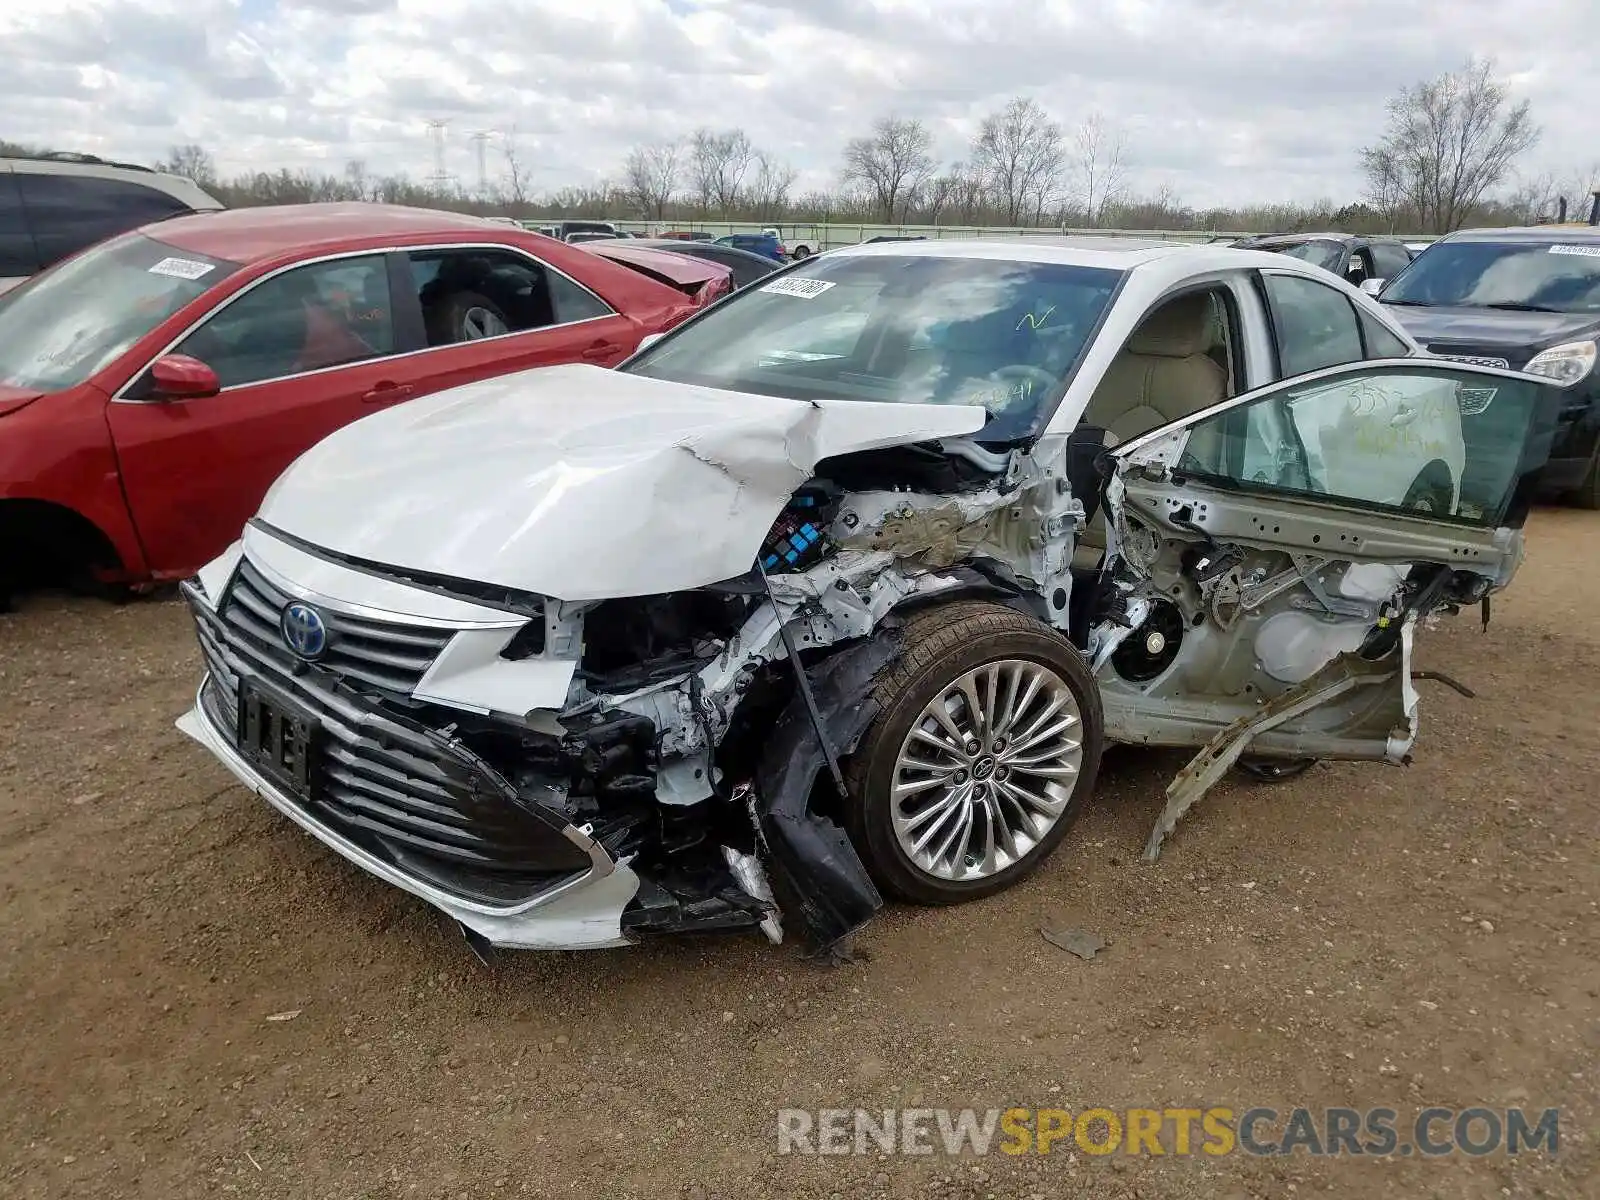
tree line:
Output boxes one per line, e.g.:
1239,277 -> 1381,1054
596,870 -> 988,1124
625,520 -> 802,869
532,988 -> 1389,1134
7,57 -> 1593,235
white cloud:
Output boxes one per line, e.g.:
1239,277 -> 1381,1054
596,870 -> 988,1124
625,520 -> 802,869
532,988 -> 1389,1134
1,0 -> 1596,207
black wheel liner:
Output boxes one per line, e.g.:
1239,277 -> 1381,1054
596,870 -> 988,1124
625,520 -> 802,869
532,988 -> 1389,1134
751,630 -> 903,952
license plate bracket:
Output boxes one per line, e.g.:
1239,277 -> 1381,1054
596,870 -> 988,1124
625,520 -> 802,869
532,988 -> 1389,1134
237,681 -> 320,799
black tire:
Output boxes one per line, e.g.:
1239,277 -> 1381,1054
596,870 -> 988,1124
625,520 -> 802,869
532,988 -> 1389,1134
843,602 -> 1104,905
424,290 -> 511,345
1400,461 -> 1453,515
791,245 -> 811,260
1235,756 -> 1318,782
1571,447 -> 1600,510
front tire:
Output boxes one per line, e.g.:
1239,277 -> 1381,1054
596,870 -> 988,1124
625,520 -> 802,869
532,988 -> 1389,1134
1401,461 -> 1453,515
844,602 -> 1104,905
791,244 -> 811,260
1571,447 -> 1600,510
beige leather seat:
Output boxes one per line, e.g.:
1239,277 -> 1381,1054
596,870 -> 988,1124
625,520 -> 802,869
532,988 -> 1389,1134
1073,293 -> 1230,568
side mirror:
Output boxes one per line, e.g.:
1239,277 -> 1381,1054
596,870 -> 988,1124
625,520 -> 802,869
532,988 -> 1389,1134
635,331 -> 666,353
149,353 -> 221,400
1359,278 -> 1386,297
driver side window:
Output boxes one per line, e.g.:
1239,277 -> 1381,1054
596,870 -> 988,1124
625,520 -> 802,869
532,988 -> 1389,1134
174,255 -> 395,390
1177,364 -> 1552,527
1262,273 -> 1363,378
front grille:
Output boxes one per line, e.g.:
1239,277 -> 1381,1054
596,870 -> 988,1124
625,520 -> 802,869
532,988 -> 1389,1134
222,558 -> 453,695
1427,346 -> 1525,370
188,581 -> 591,906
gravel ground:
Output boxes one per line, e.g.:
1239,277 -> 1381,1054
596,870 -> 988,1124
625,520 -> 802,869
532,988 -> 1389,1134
1,509 -> 1596,1200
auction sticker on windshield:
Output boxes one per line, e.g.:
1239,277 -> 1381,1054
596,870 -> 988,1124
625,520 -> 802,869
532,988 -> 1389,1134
761,277 -> 836,299
148,257 -> 217,280
1547,244 -> 1600,258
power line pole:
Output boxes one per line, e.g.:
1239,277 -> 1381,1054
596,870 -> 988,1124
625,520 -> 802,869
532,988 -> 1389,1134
471,131 -> 491,199
425,119 -> 450,193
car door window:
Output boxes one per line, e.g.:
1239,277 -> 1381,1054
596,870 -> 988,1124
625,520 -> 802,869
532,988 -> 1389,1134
1369,242 -> 1412,279
1262,273 -> 1364,378
406,248 -> 613,346
174,255 -> 394,389
16,172 -> 192,269
1358,309 -> 1411,358
1173,364 -> 1555,526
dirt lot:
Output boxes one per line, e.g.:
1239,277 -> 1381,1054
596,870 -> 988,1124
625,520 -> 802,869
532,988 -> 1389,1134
2,510 -> 1597,1200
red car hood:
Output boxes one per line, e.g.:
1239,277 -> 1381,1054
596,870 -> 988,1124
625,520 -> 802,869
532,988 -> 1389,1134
576,240 -> 733,303
0,384 -> 44,417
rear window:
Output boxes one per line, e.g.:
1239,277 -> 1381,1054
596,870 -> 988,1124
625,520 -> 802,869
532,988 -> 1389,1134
0,232 -> 238,391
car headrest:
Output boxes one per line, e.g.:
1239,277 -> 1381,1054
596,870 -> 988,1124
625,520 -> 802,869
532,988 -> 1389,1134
1127,293 -> 1215,358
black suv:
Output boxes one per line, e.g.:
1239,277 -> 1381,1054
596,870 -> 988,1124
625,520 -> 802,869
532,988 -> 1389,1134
1232,232 -> 1415,289
1376,225 -> 1600,507
0,152 -> 224,294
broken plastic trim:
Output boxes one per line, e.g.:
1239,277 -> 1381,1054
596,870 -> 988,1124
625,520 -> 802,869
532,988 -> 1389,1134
750,632 -> 899,952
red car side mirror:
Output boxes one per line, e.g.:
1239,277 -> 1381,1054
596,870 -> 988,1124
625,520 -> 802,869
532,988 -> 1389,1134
149,354 -> 221,400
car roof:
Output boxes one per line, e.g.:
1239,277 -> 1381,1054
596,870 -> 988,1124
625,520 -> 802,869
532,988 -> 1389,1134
141,202 -> 517,263
829,235 -> 1201,268
3,154 -> 223,211
1235,232 -> 1356,247
573,238 -> 732,285
1443,225 -> 1600,243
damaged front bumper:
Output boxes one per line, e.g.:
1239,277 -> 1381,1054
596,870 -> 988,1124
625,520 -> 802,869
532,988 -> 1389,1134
178,688 -> 642,949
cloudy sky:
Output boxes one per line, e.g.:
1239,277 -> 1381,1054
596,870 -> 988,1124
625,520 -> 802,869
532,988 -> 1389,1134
3,0 -> 1595,209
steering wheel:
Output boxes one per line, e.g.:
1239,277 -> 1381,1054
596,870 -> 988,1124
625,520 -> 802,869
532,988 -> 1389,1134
985,364 -> 1058,411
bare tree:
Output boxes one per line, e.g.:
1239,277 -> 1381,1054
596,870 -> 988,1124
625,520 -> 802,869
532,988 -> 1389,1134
689,128 -> 756,215
971,97 -> 1066,226
748,153 -> 798,219
1360,57 -> 1541,233
156,143 -> 218,186
501,127 -> 535,208
622,141 -> 680,220
1072,111 -> 1129,226
839,115 -> 935,222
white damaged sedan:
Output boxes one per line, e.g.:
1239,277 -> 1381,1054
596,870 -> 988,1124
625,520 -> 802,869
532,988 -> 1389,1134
178,238 -> 1561,953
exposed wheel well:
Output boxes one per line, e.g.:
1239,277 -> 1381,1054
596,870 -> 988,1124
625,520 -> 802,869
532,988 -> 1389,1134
0,500 -> 123,594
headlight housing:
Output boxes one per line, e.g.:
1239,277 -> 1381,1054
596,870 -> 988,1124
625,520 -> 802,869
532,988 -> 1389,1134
1523,339 -> 1596,387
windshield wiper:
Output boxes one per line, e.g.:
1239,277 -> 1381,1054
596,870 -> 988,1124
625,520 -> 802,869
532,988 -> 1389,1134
1480,302 -> 1564,313
1378,298 -> 1429,306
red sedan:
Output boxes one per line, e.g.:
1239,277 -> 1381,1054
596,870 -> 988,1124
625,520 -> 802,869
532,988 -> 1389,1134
0,203 -> 730,597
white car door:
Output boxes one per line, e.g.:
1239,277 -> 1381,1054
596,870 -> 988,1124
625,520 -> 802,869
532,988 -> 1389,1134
1083,357 -> 1562,857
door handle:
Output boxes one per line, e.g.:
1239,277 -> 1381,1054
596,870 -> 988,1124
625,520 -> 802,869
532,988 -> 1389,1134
582,340 -> 620,361
362,382 -> 415,403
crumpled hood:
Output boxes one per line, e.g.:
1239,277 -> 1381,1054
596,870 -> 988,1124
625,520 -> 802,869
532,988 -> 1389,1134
257,363 -> 987,601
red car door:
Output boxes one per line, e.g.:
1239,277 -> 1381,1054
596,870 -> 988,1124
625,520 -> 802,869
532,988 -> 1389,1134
105,252 -> 413,577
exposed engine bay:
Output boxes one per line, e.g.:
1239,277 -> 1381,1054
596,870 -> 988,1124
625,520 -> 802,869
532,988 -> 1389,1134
425,429 -> 1507,953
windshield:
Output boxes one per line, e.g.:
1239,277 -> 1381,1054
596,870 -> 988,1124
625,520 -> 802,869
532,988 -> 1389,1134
623,253 -> 1125,441
1274,240 -> 1345,272
0,233 -> 239,391
1381,240 -> 1600,313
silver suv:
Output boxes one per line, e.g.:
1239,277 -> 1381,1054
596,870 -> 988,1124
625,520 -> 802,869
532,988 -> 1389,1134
0,152 -> 224,294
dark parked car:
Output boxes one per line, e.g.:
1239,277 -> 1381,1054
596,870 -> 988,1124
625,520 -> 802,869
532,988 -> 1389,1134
715,232 -> 786,262
1232,232 -> 1414,290
1375,225 -> 1600,507
622,238 -> 781,289
2,152 -> 223,294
